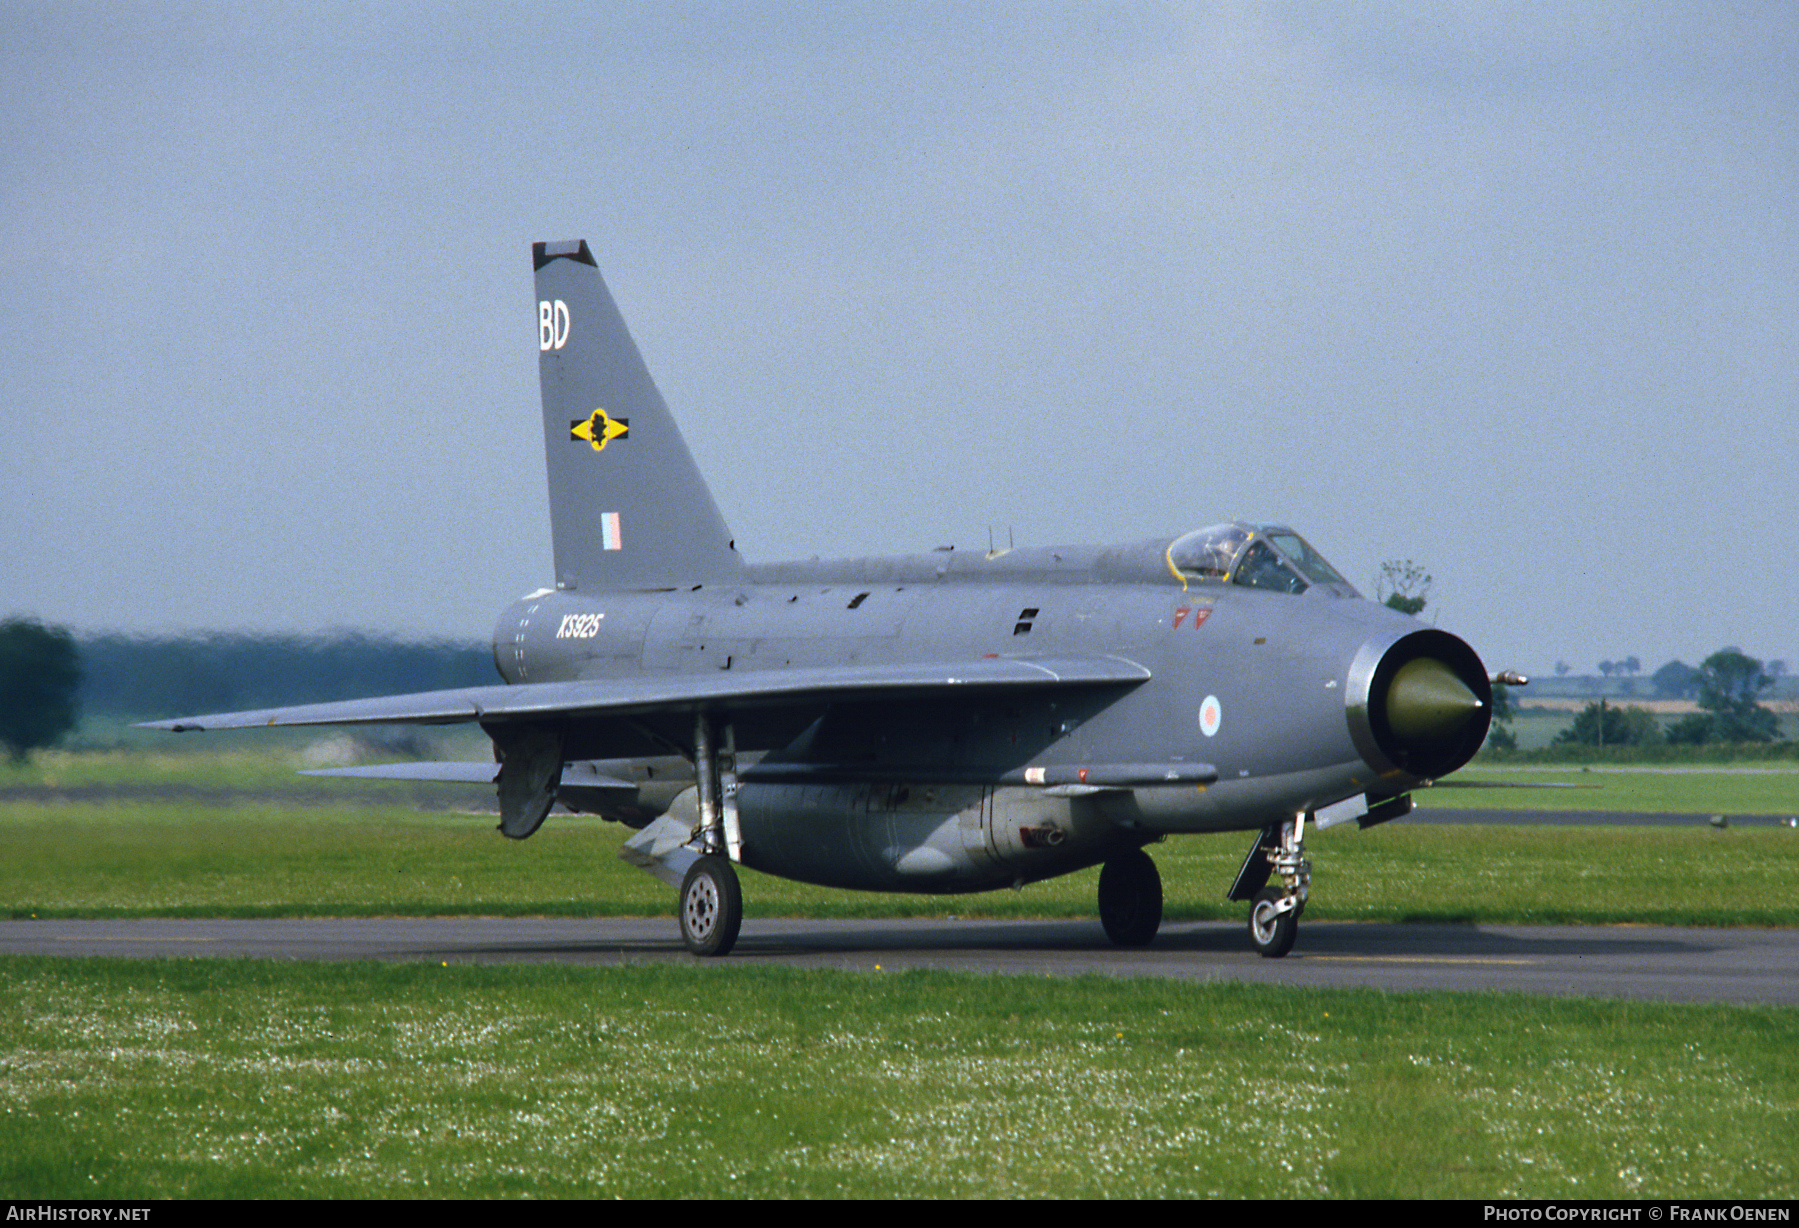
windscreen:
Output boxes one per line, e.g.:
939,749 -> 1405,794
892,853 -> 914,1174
1233,540 -> 1308,594
1268,533 -> 1348,586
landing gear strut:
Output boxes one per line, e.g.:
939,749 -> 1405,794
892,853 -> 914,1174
1098,848 -> 1162,947
1234,811 -> 1310,959
681,711 -> 744,957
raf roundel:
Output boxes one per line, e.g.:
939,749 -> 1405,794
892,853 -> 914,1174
1199,695 -> 1222,738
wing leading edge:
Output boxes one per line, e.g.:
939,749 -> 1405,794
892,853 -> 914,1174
137,655 -> 1153,733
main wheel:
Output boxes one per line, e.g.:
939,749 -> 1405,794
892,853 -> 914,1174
1098,848 -> 1163,947
679,856 -> 742,957
1249,887 -> 1297,959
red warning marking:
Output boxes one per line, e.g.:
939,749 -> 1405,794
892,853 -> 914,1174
982,652 -> 999,659
1173,606 -> 1190,629
1078,767 -> 1089,783
1191,608 -> 1212,629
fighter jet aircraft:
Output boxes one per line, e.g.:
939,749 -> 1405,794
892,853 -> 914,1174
146,238 -> 1498,959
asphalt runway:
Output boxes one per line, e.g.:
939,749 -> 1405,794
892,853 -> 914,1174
5,915 -> 1794,1005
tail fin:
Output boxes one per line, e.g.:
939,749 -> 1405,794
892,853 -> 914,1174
533,240 -> 743,590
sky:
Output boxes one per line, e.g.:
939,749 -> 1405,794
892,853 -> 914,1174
3,1 -> 1794,676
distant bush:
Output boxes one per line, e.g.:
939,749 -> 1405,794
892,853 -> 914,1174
1665,713 -> 1713,745
1479,740 -> 1799,765
77,633 -> 496,718
1551,702 -> 1662,749
0,618 -> 83,762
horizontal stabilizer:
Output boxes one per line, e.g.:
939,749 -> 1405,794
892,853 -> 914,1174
140,656 -> 1152,733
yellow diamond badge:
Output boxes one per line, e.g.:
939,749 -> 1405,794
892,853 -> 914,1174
570,408 -> 629,453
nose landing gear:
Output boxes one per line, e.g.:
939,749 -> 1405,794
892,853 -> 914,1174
1229,812 -> 1311,959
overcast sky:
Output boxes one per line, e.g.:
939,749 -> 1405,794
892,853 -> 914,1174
3,1 -> 1793,675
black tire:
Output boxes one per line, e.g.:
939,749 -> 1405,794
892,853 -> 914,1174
1249,887 -> 1297,959
679,856 -> 742,957
1098,848 -> 1163,947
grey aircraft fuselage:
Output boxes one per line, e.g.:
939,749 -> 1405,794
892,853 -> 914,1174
492,537 -> 1458,895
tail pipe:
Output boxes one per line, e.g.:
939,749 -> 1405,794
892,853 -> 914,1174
1346,629 -> 1492,780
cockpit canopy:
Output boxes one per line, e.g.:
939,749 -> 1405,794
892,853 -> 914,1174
1166,523 -> 1358,597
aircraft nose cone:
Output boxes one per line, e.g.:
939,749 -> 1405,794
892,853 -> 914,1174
1347,629 -> 1493,780
1385,656 -> 1484,746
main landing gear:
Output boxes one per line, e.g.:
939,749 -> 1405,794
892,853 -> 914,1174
1230,812 -> 1311,959
681,711 -> 745,957
1098,848 -> 1163,947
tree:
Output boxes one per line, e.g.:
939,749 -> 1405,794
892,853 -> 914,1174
1485,680 -> 1518,751
1375,559 -> 1431,616
1664,650 -> 1781,745
1652,659 -> 1700,699
1695,648 -> 1778,743
1553,701 -> 1660,748
1616,706 -> 1663,747
1491,680 -> 1516,723
1666,713 -> 1713,745
0,618 -> 82,763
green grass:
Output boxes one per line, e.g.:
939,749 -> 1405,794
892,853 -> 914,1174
12,741 -> 1795,810
6,750 -> 1796,1200
4,800 -> 1798,926
1311,823 -> 1799,926
57,716 -> 496,760
0,957 -> 1791,1199
4,748 -> 1797,926
0,741 -> 491,797
1417,765 -> 1799,815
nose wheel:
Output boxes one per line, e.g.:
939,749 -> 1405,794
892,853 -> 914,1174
1249,887 -> 1299,958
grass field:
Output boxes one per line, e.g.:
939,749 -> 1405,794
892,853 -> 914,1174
6,748 -> 1799,1200
3,751 -> 1797,926
4,797 -> 1798,927
1416,765 -> 1799,815
2,957 -> 1793,1199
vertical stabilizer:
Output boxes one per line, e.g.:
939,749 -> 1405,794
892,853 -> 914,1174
533,240 -> 743,590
